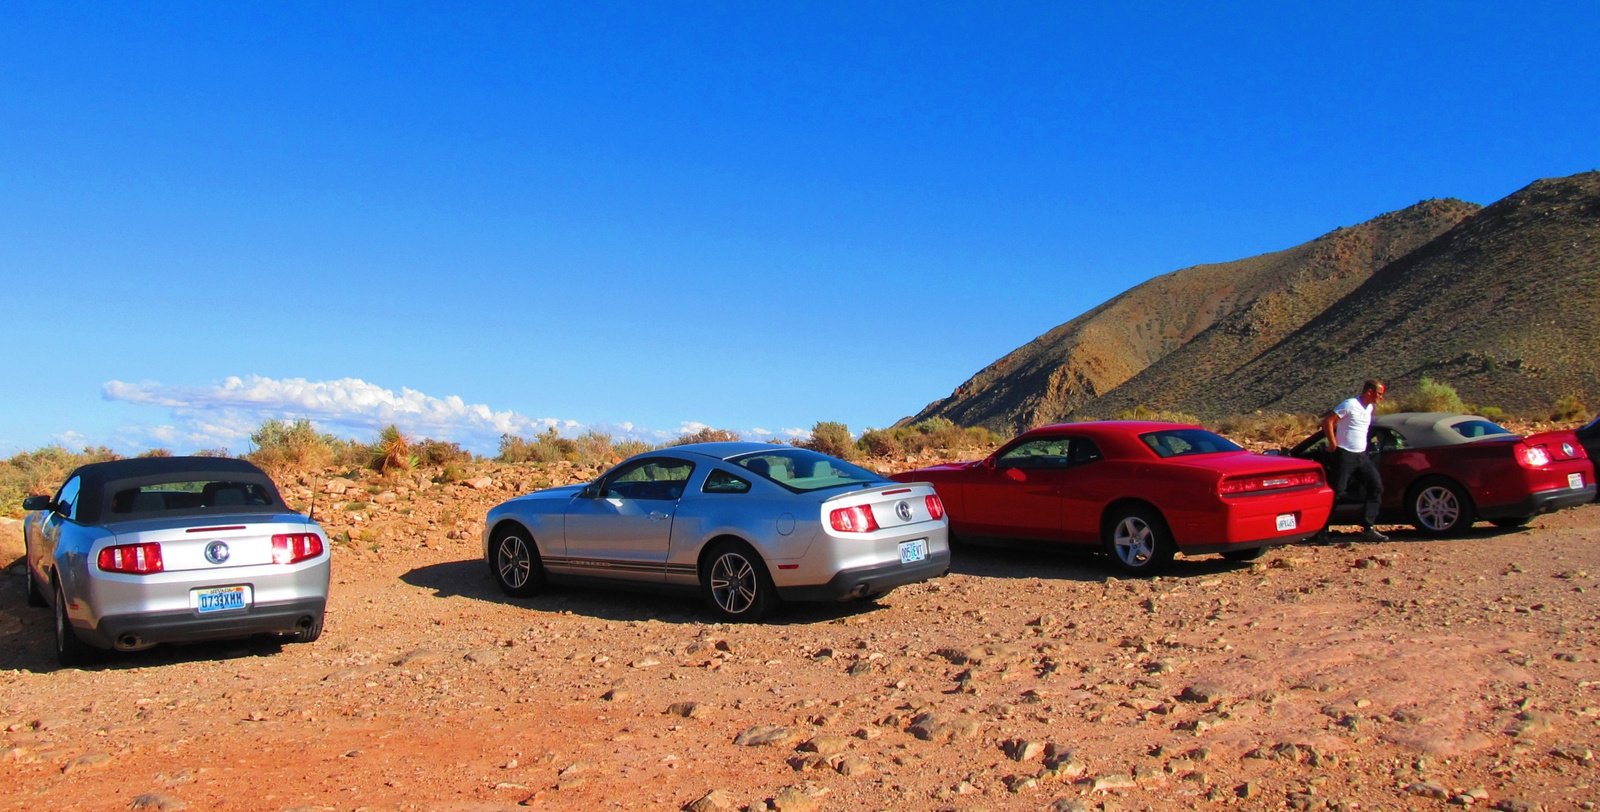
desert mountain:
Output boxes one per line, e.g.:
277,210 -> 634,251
1184,171 -> 1600,417
905,198 -> 1479,431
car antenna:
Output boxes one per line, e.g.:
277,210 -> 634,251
308,476 -> 317,523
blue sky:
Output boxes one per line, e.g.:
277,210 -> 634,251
2,2 -> 1596,456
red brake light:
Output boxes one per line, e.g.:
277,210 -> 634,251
1516,443 -> 1551,467
925,494 -> 946,521
272,533 -> 325,564
829,505 -> 880,533
1219,470 -> 1323,495
97,543 -> 164,574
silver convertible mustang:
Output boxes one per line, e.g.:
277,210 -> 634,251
22,457 -> 331,666
484,443 -> 951,621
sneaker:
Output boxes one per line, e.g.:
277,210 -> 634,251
1361,527 -> 1389,542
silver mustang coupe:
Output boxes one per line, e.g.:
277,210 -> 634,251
22,456 -> 331,666
484,443 -> 951,621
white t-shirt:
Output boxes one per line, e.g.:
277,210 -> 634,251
1332,397 -> 1374,452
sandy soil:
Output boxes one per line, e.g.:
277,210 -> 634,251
3,463 -> 1598,812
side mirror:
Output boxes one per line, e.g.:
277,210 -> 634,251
22,495 -> 52,512
1261,449 -> 1283,457
578,483 -> 601,499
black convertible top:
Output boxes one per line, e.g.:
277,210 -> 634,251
65,456 -> 288,525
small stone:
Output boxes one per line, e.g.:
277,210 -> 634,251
392,648 -> 444,667
1407,781 -> 1450,800
374,491 -> 398,504
1092,774 -> 1136,792
797,735 -> 849,757
684,789 -> 736,812
666,702 -> 709,719
61,753 -> 113,774
464,649 -> 502,666
129,794 -> 186,811
833,755 -> 871,777
468,477 -> 494,490
1237,782 -> 1261,799
1506,711 -> 1555,738
630,658 -> 661,669
1002,738 -> 1045,762
1180,683 -> 1229,703
1051,800 -> 1091,812
602,688 -> 634,702
734,725 -> 794,747
768,786 -> 818,812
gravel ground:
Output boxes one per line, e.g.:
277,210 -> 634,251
2,463 -> 1598,812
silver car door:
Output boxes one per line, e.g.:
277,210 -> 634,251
562,457 -> 694,583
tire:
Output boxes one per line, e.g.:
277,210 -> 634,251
53,582 -> 97,668
1104,506 -> 1175,576
1220,547 -> 1266,563
1408,478 -> 1475,536
1491,517 -> 1531,530
287,613 -> 324,644
489,524 -> 546,598
700,540 -> 778,622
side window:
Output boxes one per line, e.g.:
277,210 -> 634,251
998,438 -> 1077,469
602,458 -> 695,501
1374,429 -> 1405,452
702,469 -> 752,495
54,477 -> 83,521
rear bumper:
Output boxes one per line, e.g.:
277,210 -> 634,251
777,549 -> 951,602
77,597 -> 326,650
1478,484 -> 1596,521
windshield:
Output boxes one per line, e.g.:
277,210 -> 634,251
1141,429 -> 1244,458
1450,419 -> 1513,439
730,448 -> 886,492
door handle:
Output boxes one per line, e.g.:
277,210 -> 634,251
648,511 -> 669,521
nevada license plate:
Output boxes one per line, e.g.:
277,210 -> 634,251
1571,473 -> 1585,490
1276,513 -> 1297,532
899,539 -> 928,564
194,586 -> 250,614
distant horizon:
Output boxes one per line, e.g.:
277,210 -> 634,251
4,4 -> 1596,457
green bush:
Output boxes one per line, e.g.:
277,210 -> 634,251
857,428 -> 903,457
668,427 -> 741,446
247,418 -> 338,473
416,439 -> 472,467
1551,394 -> 1588,422
799,421 -> 856,460
0,446 -> 121,519
1111,404 -> 1201,424
1215,412 -> 1320,445
369,425 -> 417,473
1394,377 -> 1467,414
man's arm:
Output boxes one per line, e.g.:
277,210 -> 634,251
1321,411 -> 1339,448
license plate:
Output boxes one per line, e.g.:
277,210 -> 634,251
1571,473 -> 1586,489
899,539 -> 927,564
1276,513 -> 1297,532
194,586 -> 250,614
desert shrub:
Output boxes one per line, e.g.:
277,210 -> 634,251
669,427 -> 741,446
369,425 -> 417,473
857,428 -> 903,457
192,447 -> 231,457
798,421 -> 856,460
499,428 -> 579,464
1469,404 -> 1506,421
248,418 -> 336,472
1112,404 -> 1201,424
1215,412 -> 1320,445
612,439 -> 655,459
416,439 -> 472,467
1395,377 -> 1466,414
1551,394 -> 1588,422
574,430 -> 616,465
0,445 -> 122,518
137,448 -> 174,458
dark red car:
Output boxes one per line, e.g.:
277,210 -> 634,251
1285,412 -> 1594,535
889,421 -> 1333,576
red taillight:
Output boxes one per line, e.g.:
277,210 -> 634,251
829,505 -> 880,533
97,543 -> 164,575
1516,443 -> 1552,467
272,533 -> 324,564
925,494 -> 946,521
1219,470 -> 1324,495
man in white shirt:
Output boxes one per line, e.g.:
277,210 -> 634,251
1321,379 -> 1388,541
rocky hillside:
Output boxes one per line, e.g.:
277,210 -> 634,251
905,198 -> 1478,432
1196,171 -> 1600,417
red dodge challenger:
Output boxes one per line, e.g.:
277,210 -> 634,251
889,421 -> 1333,575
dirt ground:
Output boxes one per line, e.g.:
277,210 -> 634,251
3,461 -> 1599,812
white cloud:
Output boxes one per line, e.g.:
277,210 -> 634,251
103,376 -> 578,454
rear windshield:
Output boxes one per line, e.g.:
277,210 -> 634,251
110,480 -> 277,516
730,448 -> 885,493
1140,429 -> 1243,458
1450,419 -> 1512,439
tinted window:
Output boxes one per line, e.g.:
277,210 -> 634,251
54,477 -> 82,521
731,448 -> 885,493
111,480 -> 275,516
1141,429 -> 1243,458
1450,420 -> 1512,439
601,458 -> 694,500
997,437 -> 1102,469
702,469 -> 752,494
1374,428 -> 1406,451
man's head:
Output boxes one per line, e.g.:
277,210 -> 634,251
1359,379 -> 1386,407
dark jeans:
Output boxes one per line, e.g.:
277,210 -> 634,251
1333,448 -> 1383,527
